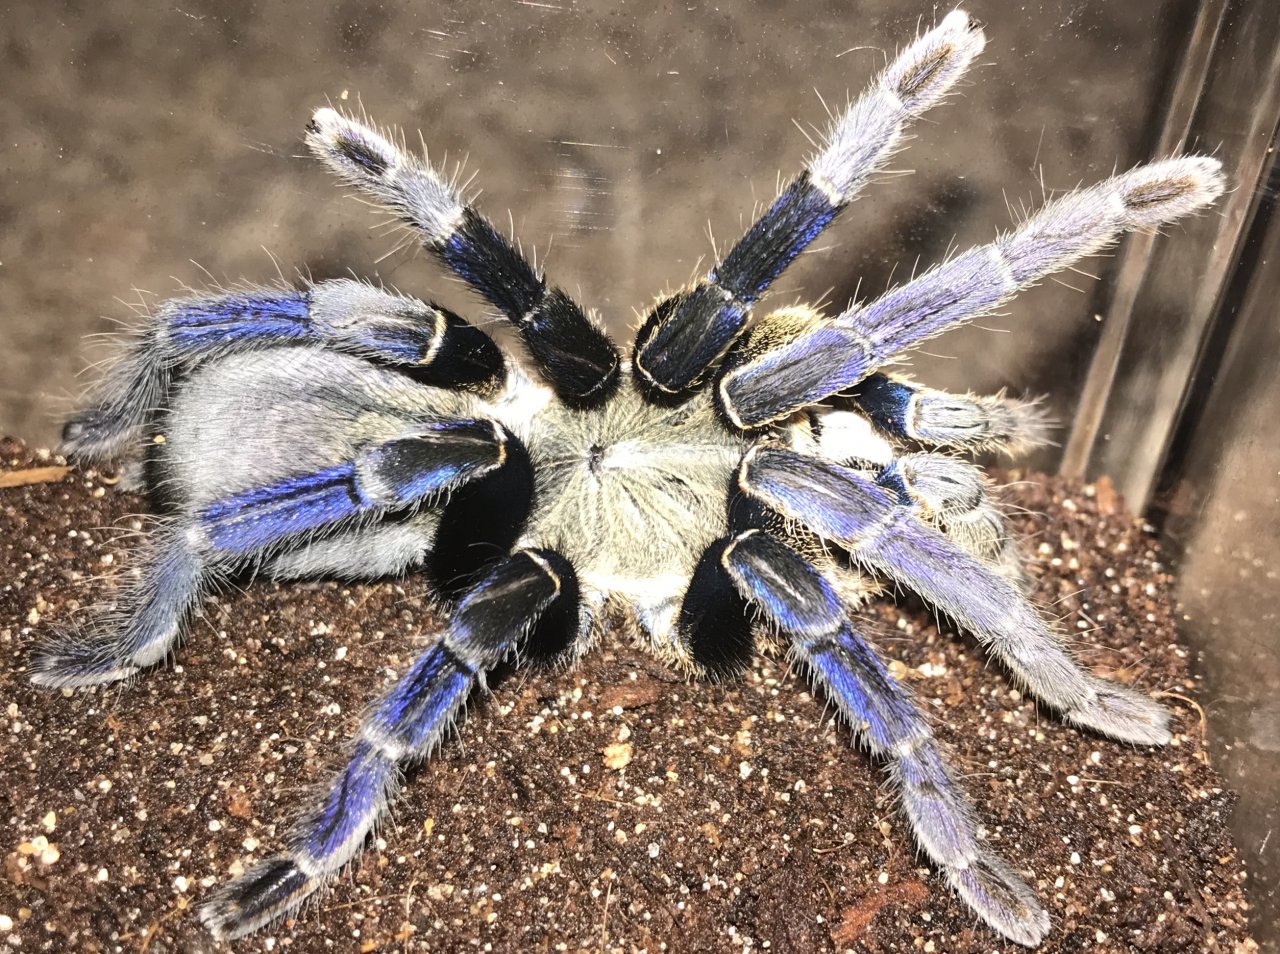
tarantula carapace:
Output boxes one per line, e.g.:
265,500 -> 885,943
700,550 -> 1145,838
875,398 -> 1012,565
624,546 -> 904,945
33,11 -> 1222,947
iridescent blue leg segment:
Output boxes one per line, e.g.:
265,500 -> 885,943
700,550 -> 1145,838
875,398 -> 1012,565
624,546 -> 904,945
718,157 -> 1225,428
199,419 -> 510,556
306,109 -> 619,407
60,280 -> 503,464
199,548 -> 579,940
739,447 -> 1172,746
632,174 -> 838,396
632,11 -> 987,397
718,530 -> 1049,947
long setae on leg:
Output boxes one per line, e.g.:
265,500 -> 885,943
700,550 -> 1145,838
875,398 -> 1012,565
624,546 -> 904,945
31,419 -> 514,687
199,548 -> 579,939
29,524 -> 207,688
850,373 -> 1051,456
875,452 -> 1027,586
719,157 -> 1225,427
305,111 -> 618,406
631,11 -> 986,396
719,530 -> 1049,947
740,447 -> 1170,744
61,280 -> 502,465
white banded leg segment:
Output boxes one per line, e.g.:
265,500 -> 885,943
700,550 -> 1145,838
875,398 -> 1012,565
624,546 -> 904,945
199,548 -> 577,941
60,281 -> 503,466
305,108 -> 619,407
739,447 -> 1172,745
632,11 -> 985,397
719,157 -> 1226,428
720,531 -> 1049,947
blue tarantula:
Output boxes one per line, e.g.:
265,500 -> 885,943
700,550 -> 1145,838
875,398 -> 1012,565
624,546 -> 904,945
33,10 -> 1223,948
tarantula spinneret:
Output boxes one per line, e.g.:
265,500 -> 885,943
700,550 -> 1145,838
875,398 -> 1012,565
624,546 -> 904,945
33,10 -> 1223,947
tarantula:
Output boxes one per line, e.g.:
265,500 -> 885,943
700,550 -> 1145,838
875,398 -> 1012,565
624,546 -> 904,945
32,10 -> 1222,947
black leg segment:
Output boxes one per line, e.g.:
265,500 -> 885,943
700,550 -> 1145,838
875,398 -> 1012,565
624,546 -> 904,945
633,172 -> 841,399
438,210 -> 620,407
427,429 -> 535,602
677,537 -> 756,678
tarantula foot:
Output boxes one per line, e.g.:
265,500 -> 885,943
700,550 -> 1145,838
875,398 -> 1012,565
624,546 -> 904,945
59,409 -> 94,449
60,406 -> 104,449
1065,678 -> 1173,746
199,856 -> 318,941
28,632 -> 141,689
948,852 -> 1051,948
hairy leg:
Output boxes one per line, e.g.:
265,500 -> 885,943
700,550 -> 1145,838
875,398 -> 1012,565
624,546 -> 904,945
32,419 -> 515,687
849,373 -> 1051,456
62,280 -> 502,465
305,111 -> 618,406
719,157 -> 1224,427
739,447 -> 1170,744
199,548 -> 578,940
875,452 -> 1028,586
29,524 -> 208,688
632,11 -> 985,396
719,530 -> 1049,947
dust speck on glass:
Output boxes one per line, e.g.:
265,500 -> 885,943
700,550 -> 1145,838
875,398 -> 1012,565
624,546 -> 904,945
31,10 -> 1223,948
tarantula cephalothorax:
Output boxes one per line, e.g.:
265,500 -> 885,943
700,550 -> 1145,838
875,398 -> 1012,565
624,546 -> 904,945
34,11 -> 1223,948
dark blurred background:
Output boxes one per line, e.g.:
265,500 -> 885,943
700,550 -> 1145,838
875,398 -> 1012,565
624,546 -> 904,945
1,0 -> 1276,947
